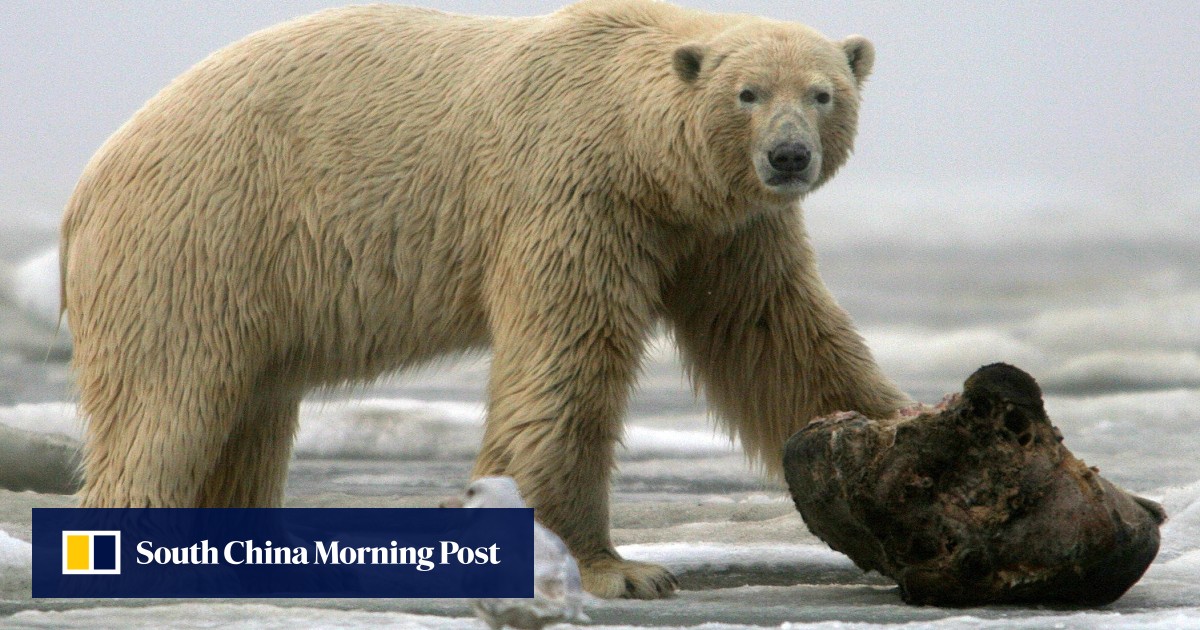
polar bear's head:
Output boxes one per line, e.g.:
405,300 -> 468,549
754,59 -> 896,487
673,22 -> 873,207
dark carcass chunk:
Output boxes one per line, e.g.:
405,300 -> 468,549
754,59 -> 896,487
784,363 -> 1165,606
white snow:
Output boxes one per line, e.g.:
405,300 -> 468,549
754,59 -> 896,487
7,247 -> 64,332
864,293 -> 1200,395
0,530 -> 32,568
5,605 -> 477,629
0,398 -> 734,463
616,542 -> 853,573
0,402 -> 79,440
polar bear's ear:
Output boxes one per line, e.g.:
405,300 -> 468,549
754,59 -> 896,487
841,35 -> 875,86
673,43 -> 709,84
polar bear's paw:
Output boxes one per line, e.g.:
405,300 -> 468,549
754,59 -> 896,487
581,555 -> 678,599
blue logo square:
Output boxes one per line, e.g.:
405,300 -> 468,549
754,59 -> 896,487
92,534 -> 117,571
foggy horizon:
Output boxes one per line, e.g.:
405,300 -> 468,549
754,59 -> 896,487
4,1 -> 1198,250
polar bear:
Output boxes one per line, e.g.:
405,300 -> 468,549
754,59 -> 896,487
61,0 -> 908,598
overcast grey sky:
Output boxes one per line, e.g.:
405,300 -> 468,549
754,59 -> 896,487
3,1 -> 1198,248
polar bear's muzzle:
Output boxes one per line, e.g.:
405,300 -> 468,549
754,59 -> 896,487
754,109 -> 823,197
756,138 -> 821,196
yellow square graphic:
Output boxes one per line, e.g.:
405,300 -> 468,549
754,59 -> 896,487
66,534 -> 90,571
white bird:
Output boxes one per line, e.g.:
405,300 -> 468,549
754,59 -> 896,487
443,476 -> 591,630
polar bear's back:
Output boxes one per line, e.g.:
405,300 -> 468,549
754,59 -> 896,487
60,6 -> 553,382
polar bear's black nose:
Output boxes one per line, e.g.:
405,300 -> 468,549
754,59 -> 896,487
768,142 -> 811,174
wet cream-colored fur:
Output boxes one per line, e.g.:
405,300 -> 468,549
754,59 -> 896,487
61,0 -> 908,599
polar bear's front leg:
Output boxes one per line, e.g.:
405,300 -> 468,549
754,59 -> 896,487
474,244 -> 675,599
664,210 -> 910,479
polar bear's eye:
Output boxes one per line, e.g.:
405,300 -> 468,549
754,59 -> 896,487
738,89 -> 758,104
815,91 -> 832,105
